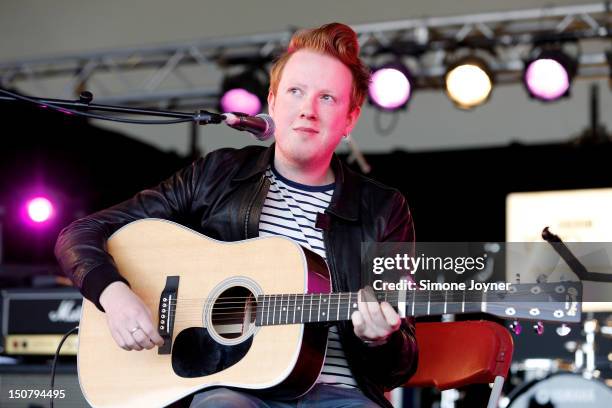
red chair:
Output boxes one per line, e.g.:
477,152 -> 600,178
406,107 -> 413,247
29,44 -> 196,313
404,321 -> 513,408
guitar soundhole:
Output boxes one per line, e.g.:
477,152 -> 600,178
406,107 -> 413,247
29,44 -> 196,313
211,286 -> 256,340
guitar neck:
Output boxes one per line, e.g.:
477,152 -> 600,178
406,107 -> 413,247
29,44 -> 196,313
254,281 -> 582,326
254,290 -> 483,326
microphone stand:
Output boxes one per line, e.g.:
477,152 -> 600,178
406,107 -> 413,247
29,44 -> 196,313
0,88 -> 223,125
542,227 -> 612,283
542,227 -> 611,380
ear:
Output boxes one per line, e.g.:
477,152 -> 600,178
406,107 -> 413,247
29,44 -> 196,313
344,106 -> 361,135
267,90 -> 276,116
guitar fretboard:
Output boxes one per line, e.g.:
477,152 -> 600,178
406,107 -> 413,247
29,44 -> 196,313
254,290 -> 485,326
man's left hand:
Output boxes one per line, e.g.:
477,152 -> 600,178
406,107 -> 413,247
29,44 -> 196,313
351,286 -> 401,346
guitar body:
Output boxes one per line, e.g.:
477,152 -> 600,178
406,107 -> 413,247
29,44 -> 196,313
78,219 -> 331,408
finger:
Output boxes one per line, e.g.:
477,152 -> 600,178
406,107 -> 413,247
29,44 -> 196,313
364,296 -> 384,322
362,286 -> 382,318
138,318 -> 164,346
110,328 -> 129,351
380,302 -> 401,330
132,329 -> 154,349
351,310 -> 366,337
367,302 -> 392,334
107,318 -> 129,350
122,326 -> 143,351
357,289 -> 373,327
361,286 -> 378,303
143,307 -> 164,344
362,287 -> 391,334
126,337 -> 143,351
357,290 -> 388,339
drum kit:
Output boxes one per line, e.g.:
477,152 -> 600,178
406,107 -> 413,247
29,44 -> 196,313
500,307 -> 612,407
498,231 -> 612,407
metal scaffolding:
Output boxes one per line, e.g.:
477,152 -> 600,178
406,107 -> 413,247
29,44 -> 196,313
0,2 -> 610,109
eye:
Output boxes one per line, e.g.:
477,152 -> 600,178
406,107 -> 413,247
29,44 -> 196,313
288,87 -> 302,95
321,94 -> 336,103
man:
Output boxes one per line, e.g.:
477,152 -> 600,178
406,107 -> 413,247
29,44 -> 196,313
55,22 -> 417,407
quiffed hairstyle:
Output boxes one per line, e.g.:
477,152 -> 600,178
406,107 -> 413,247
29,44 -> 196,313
269,22 -> 370,112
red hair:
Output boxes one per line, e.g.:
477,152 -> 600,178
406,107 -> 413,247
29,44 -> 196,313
269,22 -> 370,112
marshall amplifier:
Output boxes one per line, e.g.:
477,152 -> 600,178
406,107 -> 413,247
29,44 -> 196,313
0,287 -> 82,356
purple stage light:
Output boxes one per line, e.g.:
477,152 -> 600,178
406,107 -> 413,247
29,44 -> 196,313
523,48 -> 576,102
369,67 -> 412,110
219,68 -> 268,116
524,59 -> 570,101
220,88 -> 262,116
26,197 -> 54,223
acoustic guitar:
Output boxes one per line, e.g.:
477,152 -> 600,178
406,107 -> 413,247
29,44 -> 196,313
77,218 -> 582,407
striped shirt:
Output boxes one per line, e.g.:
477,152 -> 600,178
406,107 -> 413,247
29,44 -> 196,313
258,166 -> 358,389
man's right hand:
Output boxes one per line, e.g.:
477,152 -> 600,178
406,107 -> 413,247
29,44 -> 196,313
99,281 -> 165,351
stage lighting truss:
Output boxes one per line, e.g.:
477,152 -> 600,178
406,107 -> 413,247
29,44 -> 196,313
522,43 -> 579,102
444,50 -> 495,109
0,3 -> 609,110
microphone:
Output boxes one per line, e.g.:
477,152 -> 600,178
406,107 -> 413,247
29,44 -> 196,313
222,112 -> 275,141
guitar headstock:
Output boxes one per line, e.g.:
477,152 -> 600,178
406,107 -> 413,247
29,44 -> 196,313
486,282 -> 582,324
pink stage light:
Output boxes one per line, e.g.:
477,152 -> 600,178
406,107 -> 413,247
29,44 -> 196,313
220,88 -> 262,116
523,48 -> 576,102
369,67 -> 412,110
26,197 -> 54,223
524,59 -> 570,101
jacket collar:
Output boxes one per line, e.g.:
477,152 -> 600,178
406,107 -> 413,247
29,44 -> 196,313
233,144 -> 360,222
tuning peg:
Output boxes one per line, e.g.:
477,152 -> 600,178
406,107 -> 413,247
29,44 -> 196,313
556,324 -> 571,337
533,321 -> 544,336
509,320 -> 522,335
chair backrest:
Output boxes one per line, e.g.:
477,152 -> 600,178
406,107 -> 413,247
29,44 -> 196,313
404,320 -> 513,390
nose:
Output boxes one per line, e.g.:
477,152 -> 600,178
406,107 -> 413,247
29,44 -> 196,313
299,95 -> 317,120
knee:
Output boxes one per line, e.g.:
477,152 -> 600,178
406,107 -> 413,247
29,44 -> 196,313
189,388 -> 258,408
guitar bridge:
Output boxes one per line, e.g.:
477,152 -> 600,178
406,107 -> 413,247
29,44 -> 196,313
157,276 -> 179,355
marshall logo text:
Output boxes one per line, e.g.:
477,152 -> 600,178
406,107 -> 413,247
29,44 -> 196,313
48,300 -> 82,323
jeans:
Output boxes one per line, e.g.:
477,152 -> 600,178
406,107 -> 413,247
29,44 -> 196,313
189,384 -> 381,408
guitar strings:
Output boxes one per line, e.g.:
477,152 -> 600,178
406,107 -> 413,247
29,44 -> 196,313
169,300 -> 565,316
161,291 -> 569,309
166,300 -> 569,325
169,299 -> 574,324
161,287 -> 560,304
152,287 -> 575,325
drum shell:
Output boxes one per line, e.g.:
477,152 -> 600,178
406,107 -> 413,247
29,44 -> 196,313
506,373 -> 612,408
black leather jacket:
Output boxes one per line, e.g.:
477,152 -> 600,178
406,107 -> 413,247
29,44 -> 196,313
55,144 -> 418,408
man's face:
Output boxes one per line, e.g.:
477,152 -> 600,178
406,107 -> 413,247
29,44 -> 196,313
268,49 -> 360,169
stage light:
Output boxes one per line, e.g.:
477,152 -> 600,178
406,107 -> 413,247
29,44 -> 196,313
445,56 -> 493,110
219,67 -> 268,115
369,62 -> 414,111
25,196 -> 54,224
523,47 -> 577,102
220,89 -> 261,116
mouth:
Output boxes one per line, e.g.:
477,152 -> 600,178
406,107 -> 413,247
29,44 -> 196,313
293,127 -> 319,134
